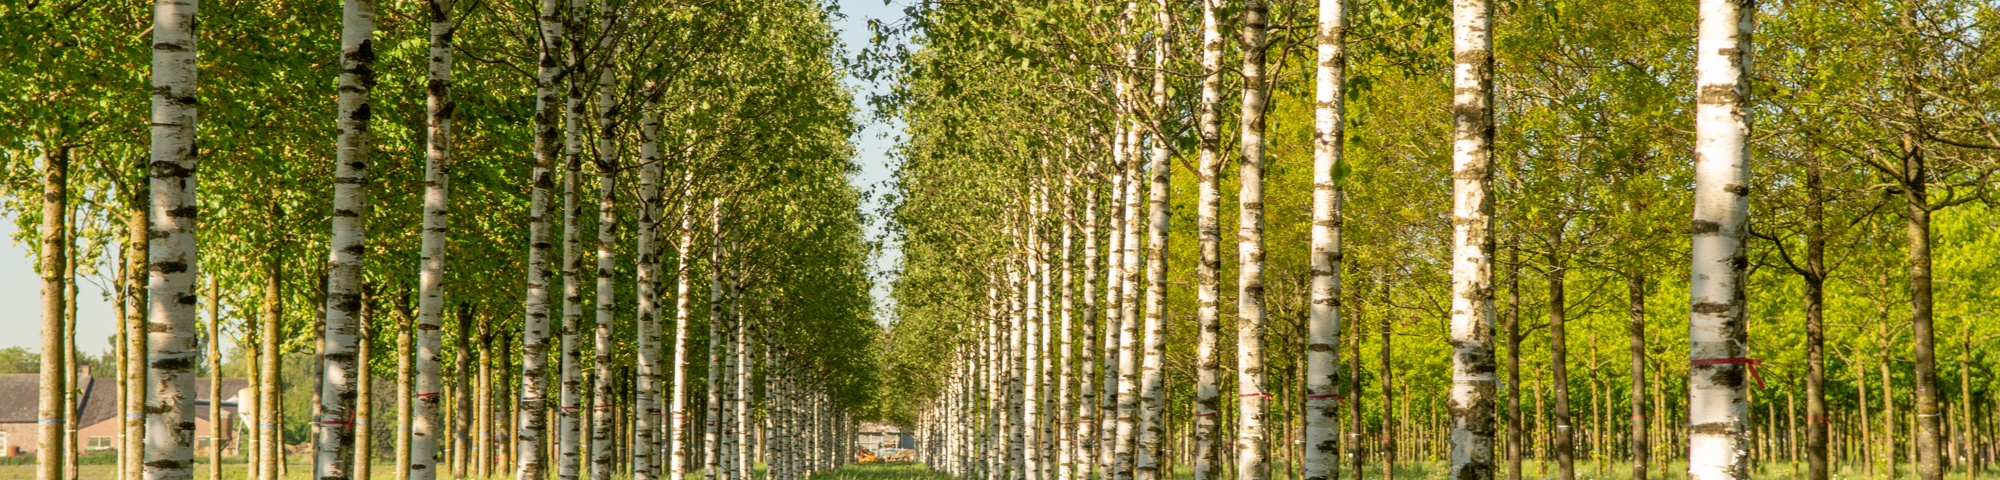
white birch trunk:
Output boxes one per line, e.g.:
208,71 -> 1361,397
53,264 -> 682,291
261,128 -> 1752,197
1306,0 -> 1348,478
1075,183 -> 1099,480
411,2 -> 454,478
517,0 -> 564,477
1191,2 -> 1225,480
587,12 -> 619,477
1025,227 -> 1044,480
1058,183 -> 1075,480
669,195 -> 695,480
557,23 -> 586,476
1134,3 -> 1172,477
732,299 -> 751,480
633,96 -> 664,480
704,203 -> 726,480
318,0 -> 375,478
144,0 -> 199,477
1429,0 -> 1503,478
1236,0 -> 1272,478
1445,0 -> 1498,478
1686,0 -> 1754,478
1098,161 -> 1122,480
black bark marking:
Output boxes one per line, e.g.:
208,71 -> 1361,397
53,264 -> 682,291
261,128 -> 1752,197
1692,302 -> 1732,314
1690,220 -> 1721,234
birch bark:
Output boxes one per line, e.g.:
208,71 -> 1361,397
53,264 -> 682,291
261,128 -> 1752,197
1236,0 -> 1272,478
1134,3 -> 1173,478
704,204 -> 726,480
517,0 -> 565,477
318,0 -> 377,474
1446,0 -> 1499,478
634,96 -> 664,480
670,198 -> 695,480
412,3 -> 455,479
1191,2 -> 1224,479
144,0 -> 200,477
589,12 -> 622,477
1686,0 -> 1754,477
123,165 -> 150,480
1306,0 -> 1348,477
1075,184 -> 1098,480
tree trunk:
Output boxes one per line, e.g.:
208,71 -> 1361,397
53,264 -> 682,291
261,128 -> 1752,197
319,0 -> 378,476
1547,228 -> 1574,480
1077,183 -> 1100,480
260,227 -> 285,480
38,146 -> 69,480
557,22 -> 587,477
1629,270 -> 1648,480
1058,183 -> 1077,480
1235,0 -> 1271,477
1379,316 -> 1393,480
477,319 -> 493,480
147,0 -> 202,471
453,306 -> 471,480
1685,0 -> 1753,476
704,204 -> 726,480
1100,166 -> 1122,480
669,196 -> 696,480
124,155 -> 151,480
1444,0 -> 1500,477
1134,2 -> 1174,478
1192,2 -> 1224,480
395,294 -> 412,480
1305,0 -> 1347,477
209,276 -> 225,480
415,2 -> 455,478
591,28 -> 624,480
517,0 -> 565,477
1506,245 -> 1523,480
1348,310 -> 1363,480
359,305 -> 376,480
632,99 -> 664,480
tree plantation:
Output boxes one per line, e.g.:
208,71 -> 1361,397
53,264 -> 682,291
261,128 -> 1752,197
2,1 -> 1997,480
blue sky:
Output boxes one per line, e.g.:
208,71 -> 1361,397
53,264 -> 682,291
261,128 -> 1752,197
0,0 -> 909,354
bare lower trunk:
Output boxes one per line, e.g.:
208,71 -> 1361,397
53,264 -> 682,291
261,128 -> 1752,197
260,232 -> 285,480
1192,2 -> 1224,478
704,204 -> 726,480
1506,246 -> 1522,480
517,0 -> 565,477
1446,0 -> 1499,477
1629,270 -> 1648,480
38,147 -> 69,480
208,277 -> 224,480
1076,185 -> 1100,480
1685,0 -> 1753,477
1133,3 -> 1173,478
634,101 -> 664,480
359,310 -> 376,480
1305,0 -> 1347,477
318,0 -> 378,476
590,38 -> 623,480
415,3 -> 455,479
1236,0 -> 1272,477
395,296 -> 412,480
146,0 -> 202,476
124,159 -> 151,480
1547,229 -> 1574,480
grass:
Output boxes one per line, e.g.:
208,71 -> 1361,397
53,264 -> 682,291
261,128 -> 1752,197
805,462 -> 955,480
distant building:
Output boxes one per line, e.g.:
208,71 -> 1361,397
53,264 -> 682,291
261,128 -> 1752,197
857,422 -> 913,452
0,369 -> 245,457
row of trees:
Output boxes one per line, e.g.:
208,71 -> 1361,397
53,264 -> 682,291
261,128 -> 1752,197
5,2 -> 880,480
871,1 -> 1996,480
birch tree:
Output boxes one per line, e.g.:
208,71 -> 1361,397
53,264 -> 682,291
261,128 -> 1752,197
1444,0 -> 1499,479
144,0 -> 201,478
517,0 -> 566,477
314,0 -> 378,477
1235,0 -> 1272,478
1190,2 -> 1225,479
410,1 -> 455,479
1685,0 -> 1754,478
1305,0 -> 1347,477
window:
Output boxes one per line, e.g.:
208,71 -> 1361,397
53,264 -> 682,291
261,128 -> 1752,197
88,437 -> 114,450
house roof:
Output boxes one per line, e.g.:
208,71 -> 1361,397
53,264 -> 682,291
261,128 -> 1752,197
0,373 -> 248,425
